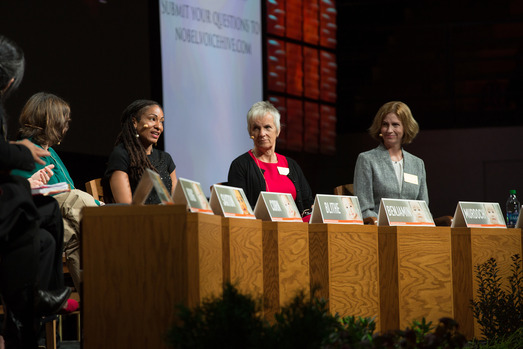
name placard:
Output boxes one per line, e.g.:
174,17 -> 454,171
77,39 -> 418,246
132,168 -> 174,205
173,178 -> 213,214
253,192 -> 302,222
378,198 -> 434,226
209,184 -> 256,219
309,194 -> 363,224
451,201 -> 506,228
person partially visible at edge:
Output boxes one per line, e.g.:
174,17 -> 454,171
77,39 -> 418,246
353,101 -> 428,223
227,100 -> 314,222
103,99 -> 178,204
0,34 -> 76,349
11,91 -> 101,294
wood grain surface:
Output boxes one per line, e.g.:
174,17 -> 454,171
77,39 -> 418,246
82,205 -> 187,349
470,228 -> 522,339
186,212 -> 223,305
262,221 -> 310,321
452,227 -> 522,339
379,227 -> 453,331
81,206 -> 522,344
82,206 -> 223,348
309,224 -> 379,323
222,218 -> 263,297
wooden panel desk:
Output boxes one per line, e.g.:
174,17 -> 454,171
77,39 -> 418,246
81,205 -> 222,349
309,224 -> 379,325
81,205 -> 523,345
222,217 -> 263,297
378,226 -> 453,332
451,227 -> 522,339
262,221 -> 310,321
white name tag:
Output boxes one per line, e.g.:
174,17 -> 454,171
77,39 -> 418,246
277,166 -> 289,175
404,173 -> 418,185
254,192 -> 302,222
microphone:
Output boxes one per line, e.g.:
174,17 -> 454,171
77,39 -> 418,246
250,135 -> 254,139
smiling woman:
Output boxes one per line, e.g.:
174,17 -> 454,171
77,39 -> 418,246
103,100 -> 178,204
353,101 -> 428,221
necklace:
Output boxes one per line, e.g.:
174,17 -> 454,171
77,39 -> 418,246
251,149 -> 270,192
49,152 -> 75,189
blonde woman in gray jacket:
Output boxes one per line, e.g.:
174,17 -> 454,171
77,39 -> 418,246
353,101 -> 428,223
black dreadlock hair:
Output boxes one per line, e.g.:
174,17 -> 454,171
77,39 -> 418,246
116,99 -> 161,189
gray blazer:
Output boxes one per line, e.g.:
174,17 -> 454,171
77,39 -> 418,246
353,144 -> 429,218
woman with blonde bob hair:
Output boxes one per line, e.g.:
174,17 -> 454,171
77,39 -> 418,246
368,101 -> 419,144
353,101 -> 428,222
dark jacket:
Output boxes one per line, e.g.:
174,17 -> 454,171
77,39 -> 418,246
0,138 -> 34,173
0,119 -> 38,241
227,151 -> 313,214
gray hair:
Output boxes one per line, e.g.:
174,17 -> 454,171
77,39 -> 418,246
246,101 -> 281,134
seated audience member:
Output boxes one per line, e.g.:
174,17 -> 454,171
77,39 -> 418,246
11,92 -> 101,293
227,101 -> 313,220
0,34 -> 75,349
353,101 -> 428,223
103,99 -> 177,204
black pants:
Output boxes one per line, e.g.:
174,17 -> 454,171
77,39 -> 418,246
0,180 -> 65,348
33,195 -> 65,291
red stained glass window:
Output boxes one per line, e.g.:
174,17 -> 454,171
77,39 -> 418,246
304,102 -> 320,153
304,47 -> 320,99
286,98 -> 304,151
267,39 -> 286,93
286,43 -> 303,96
320,104 -> 336,155
286,0 -> 303,40
267,0 -> 285,36
304,0 -> 319,44
266,0 -> 337,154
320,50 -> 337,103
320,0 -> 337,49
268,95 -> 287,149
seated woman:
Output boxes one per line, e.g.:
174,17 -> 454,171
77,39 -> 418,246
103,99 -> 177,204
227,101 -> 313,220
0,35 -> 75,348
353,101 -> 428,224
11,92 -> 100,293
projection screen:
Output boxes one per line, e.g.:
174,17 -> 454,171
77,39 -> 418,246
159,0 -> 263,196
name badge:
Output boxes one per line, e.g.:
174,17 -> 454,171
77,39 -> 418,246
404,173 -> 418,185
277,166 -> 289,175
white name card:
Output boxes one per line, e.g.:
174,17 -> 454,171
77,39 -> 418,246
378,198 -> 434,226
209,184 -> 256,219
451,201 -> 506,228
173,178 -> 213,215
254,192 -> 302,222
132,168 -> 174,205
309,194 -> 363,224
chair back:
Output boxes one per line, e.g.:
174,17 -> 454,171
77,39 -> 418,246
334,183 -> 354,196
85,178 -> 104,202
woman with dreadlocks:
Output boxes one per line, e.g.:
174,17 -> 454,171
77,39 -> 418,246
103,99 -> 177,204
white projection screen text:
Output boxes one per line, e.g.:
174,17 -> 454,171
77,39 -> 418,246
159,0 -> 263,196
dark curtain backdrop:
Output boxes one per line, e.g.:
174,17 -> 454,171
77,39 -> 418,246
1,0 -> 523,217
